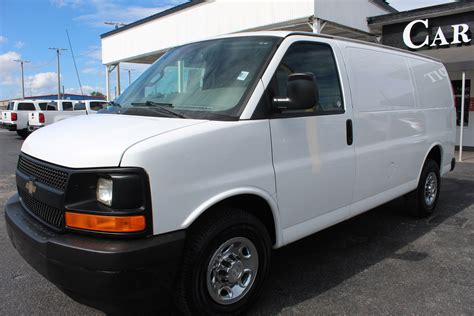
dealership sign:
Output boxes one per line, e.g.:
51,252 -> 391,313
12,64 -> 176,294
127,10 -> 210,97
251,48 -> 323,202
403,19 -> 471,49
380,11 -> 474,51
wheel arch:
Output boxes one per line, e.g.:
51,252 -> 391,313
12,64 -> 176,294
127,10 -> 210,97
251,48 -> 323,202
417,143 -> 443,183
181,188 -> 282,248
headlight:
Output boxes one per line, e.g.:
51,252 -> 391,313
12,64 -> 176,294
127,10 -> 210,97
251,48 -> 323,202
96,177 -> 113,206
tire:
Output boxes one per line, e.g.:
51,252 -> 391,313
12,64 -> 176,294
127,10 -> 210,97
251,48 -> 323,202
405,159 -> 440,217
175,208 -> 272,315
16,129 -> 29,139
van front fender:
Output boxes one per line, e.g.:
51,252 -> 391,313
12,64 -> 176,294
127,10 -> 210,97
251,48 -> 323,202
181,187 -> 283,248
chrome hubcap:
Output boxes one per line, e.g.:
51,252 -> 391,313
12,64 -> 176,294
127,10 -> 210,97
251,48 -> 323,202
424,171 -> 437,206
207,237 -> 258,305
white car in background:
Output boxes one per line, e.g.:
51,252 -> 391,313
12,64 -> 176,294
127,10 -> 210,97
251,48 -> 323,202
1,100 -> 48,138
28,99 -> 108,132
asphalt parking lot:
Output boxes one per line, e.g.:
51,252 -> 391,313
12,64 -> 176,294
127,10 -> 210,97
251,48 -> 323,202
0,128 -> 473,315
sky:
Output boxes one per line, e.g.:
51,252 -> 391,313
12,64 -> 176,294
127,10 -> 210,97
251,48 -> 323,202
0,0 -> 456,100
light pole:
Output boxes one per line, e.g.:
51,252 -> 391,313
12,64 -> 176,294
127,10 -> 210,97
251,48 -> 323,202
123,68 -> 135,86
49,47 -> 67,100
13,59 -> 30,98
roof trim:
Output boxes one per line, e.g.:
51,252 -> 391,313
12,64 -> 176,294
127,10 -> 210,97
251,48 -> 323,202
368,2 -> 474,26
100,0 -> 206,39
369,0 -> 397,13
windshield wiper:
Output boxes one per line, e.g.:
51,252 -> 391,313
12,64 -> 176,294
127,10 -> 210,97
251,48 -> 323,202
108,101 -> 121,107
131,101 -> 187,118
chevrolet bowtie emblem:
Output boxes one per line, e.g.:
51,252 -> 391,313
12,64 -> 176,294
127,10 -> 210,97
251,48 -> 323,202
25,180 -> 37,195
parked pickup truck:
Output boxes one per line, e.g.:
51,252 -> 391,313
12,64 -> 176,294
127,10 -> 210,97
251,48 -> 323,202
1,100 -> 48,138
28,99 -> 107,132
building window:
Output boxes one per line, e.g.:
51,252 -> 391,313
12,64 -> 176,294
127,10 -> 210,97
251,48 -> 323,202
452,80 -> 470,127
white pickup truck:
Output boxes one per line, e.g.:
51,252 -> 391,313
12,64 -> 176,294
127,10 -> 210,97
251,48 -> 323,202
1,100 -> 48,138
28,99 -> 108,132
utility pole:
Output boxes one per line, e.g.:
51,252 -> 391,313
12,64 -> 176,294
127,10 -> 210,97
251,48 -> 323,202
13,59 -> 30,98
123,68 -> 135,85
49,47 -> 67,100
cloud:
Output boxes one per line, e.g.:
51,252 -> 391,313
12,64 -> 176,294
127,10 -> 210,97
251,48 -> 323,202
81,66 -> 104,76
82,67 -> 98,74
65,85 -> 104,95
74,1 -> 173,28
81,45 -> 101,62
25,72 -> 60,95
0,51 -> 21,86
0,36 -> 7,44
388,0 -> 455,11
49,0 -> 82,8
15,41 -> 25,49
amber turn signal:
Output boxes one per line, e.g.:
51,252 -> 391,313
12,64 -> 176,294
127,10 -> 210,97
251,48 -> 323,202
65,212 -> 146,233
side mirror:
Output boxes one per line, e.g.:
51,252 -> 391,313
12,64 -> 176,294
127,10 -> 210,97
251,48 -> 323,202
273,73 -> 319,111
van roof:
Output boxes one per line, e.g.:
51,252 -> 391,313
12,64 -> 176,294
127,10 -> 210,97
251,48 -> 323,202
214,31 -> 441,63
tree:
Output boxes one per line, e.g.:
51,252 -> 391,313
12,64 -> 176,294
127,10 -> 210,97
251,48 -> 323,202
90,91 -> 105,97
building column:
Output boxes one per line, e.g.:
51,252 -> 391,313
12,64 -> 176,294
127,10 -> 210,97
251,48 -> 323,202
105,65 -> 110,101
459,71 -> 466,161
309,16 -> 326,34
116,63 -> 121,97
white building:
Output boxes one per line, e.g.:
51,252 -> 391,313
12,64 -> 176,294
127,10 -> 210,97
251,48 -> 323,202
101,0 -> 394,97
101,0 -> 474,147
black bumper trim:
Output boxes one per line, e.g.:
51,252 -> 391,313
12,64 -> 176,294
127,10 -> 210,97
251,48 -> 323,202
2,122 -> 17,131
5,193 -> 185,310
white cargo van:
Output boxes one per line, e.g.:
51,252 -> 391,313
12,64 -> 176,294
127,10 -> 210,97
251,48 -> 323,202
6,32 -> 455,314
1,100 -> 48,138
27,99 -> 107,131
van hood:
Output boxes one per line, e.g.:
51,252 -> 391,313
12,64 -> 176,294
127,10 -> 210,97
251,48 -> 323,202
22,114 -> 207,168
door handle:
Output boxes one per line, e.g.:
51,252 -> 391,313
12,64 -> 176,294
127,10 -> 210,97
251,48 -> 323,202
346,119 -> 353,146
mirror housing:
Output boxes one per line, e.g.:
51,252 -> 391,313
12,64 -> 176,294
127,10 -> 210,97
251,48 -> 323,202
273,73 -> 319,111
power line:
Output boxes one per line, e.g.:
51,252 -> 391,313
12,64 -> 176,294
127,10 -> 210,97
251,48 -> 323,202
66,29 -> 84,96
28,56 -> 56,69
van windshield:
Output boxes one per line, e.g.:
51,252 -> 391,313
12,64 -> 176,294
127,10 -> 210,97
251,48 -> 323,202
115,36 -> 278,120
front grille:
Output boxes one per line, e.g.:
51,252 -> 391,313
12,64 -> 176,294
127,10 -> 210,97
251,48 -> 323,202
19,190 -> 64,228
18,155 -> 68,191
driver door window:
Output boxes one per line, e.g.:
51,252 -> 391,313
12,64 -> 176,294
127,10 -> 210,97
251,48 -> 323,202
269,42 -> 344,116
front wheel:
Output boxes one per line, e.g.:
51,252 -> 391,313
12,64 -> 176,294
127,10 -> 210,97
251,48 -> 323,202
176,208 -> 272,315
405,159 -> 440,217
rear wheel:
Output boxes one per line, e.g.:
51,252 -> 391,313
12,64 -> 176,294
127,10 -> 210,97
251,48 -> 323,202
16,129 -> 29,139
405,159 -> 440,217
176,208 -> 271,315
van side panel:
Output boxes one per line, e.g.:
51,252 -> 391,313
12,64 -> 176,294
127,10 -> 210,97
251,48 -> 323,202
408,57 -> 455,175
343,45 -> 423,207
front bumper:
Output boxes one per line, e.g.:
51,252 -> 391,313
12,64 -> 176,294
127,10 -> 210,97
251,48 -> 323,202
5,193 -> 185,312
1,122 -> 17,131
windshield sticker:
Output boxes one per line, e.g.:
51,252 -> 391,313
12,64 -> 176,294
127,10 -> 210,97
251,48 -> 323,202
237,71 -> 249,81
